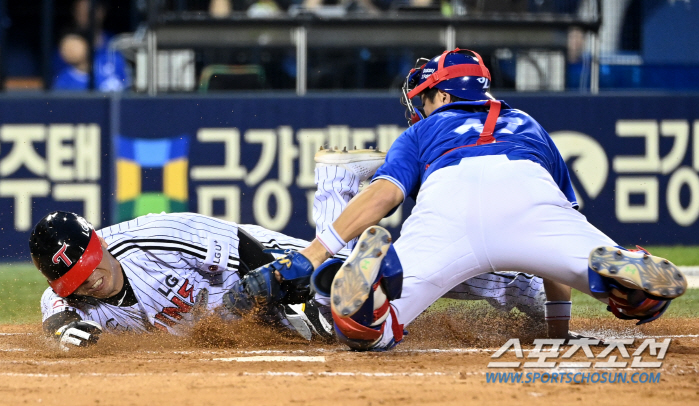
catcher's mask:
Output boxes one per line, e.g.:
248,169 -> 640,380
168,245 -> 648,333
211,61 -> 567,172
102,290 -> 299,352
29,211 -> 103,297
400,48 -> 494,126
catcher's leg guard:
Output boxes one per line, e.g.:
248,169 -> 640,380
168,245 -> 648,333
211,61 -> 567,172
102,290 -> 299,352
330,226 -> 405,351
311,258 -> 344,297
607,287 -> 671,325
588,246 -> 687,325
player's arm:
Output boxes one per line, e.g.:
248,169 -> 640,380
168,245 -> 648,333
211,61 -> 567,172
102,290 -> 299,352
41,288 -> 103,351
300,179 -> 404,269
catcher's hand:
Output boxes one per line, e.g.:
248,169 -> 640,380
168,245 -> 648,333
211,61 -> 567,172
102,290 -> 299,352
247,250 -> 315,306
223,250 -> 314,320
54,320 -> 103,351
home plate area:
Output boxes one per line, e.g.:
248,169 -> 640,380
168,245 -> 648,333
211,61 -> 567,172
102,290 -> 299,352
0,312 -> 697,406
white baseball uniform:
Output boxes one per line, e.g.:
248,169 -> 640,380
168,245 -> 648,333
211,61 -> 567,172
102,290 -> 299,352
41,213 -> 339,335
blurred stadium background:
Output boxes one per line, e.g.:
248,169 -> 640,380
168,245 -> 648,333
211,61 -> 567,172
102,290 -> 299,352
0,0 -> 698,284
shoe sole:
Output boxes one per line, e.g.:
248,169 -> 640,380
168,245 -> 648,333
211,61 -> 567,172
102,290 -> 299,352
330,226 -> 392,318
315,149 -> 386,164
284,304 -> 313,341
589,246 -> 687,299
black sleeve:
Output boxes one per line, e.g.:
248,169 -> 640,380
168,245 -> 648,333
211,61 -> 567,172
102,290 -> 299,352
42,310 -> 82,336
237,227 -> 275,276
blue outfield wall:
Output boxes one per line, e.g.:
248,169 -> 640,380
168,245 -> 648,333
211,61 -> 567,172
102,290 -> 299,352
1,93 -> 699,261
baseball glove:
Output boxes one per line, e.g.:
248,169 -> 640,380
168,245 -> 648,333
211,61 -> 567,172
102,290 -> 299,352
225,250 -> 314,311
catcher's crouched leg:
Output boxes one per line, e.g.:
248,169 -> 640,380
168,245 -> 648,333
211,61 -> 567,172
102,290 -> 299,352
329,226 -> 405,351
588,245 -> 687,325
222,250 -> 314,318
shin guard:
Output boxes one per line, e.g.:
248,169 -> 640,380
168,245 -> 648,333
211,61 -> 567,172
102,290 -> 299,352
330,226 -> 405,351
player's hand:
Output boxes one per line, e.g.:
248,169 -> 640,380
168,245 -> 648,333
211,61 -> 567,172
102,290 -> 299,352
223,251 -> 315,318
249,250 -> 315,305
54,320 -> 103,351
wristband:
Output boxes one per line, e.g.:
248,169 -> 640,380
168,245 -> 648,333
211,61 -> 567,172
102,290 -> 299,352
544,301 -> 572,321
317,224 -> 347,256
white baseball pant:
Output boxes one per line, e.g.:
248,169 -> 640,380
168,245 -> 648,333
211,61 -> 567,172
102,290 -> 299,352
372,155 -> 616,347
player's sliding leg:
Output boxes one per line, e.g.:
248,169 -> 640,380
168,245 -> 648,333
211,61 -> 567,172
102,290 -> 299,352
310,147 -> 388,332
443,273 -> 546,319
313,146 -> 386,251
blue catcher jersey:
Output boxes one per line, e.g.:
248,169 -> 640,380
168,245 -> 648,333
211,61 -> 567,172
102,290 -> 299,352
373,100 -> 578,208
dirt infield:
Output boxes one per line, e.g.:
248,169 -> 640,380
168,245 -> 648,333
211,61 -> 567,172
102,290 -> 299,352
1,310 -> 698,406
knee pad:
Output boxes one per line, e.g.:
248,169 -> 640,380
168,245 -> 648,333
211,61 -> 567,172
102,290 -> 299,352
607,287 -> 671,325
380,244 -> 403,301
312,245 -> 403,300
332,302 -> 404,351
311,258 -> 344,297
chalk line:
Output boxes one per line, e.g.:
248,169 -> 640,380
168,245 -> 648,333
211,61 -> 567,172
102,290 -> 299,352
209,356 -> 326,362
0,371 -> 448,378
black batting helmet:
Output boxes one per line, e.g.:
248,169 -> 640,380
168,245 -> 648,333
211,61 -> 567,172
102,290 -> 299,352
29,211 -> 103,297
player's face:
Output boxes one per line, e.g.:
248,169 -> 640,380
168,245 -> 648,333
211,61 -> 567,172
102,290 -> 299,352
72,238 -> 124,299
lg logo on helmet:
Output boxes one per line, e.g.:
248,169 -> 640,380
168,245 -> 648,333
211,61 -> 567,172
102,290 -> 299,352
52,243 -> 73,267
76,217 -> 91,235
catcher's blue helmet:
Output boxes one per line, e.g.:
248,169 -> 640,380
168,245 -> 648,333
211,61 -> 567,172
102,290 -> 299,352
401,48 -> 493,125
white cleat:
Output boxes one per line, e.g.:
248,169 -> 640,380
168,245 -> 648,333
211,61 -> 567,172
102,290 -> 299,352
315,146 -> 387,183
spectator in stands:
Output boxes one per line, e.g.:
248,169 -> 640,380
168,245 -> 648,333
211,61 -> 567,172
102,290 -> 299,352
52,0 -> 129,91
248,0 -> 283,17
299,0 -> 380,14
209,0 -> 233,17
210,0 -> 294,17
